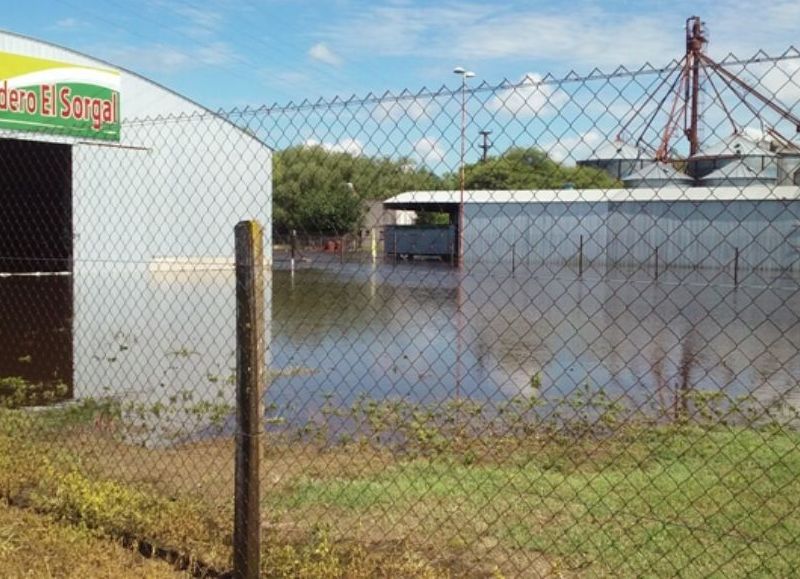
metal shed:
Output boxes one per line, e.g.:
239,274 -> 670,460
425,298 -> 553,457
384,187 -> 800,274
0,31 -> 272,404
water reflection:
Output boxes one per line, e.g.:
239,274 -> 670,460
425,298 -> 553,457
2,262 -> 798,434
272,263 -> 800,423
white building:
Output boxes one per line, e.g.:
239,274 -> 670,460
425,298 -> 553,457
0,31 -> 271,414
384,187 -> 800,273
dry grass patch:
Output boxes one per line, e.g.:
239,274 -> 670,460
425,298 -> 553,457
0,501 -> 183,578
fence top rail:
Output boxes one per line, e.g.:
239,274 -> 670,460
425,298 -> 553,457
110,47 -> 800,127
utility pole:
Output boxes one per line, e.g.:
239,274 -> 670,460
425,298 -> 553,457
478,130 -> 493,162
453,66 -> 476,269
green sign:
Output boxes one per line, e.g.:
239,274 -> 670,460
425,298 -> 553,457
0,50 -> 120,141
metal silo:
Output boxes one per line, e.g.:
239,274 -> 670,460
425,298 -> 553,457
621,162 -> 694,188
578,140 -> 645,179
700,158 -> 777,187
687,132 -> 776,179
777,153 -> 800,186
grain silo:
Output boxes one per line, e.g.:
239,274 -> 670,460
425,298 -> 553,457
687,131 -> 777,180
700,158 -> 777,187
777,153 -> 800,186
577,140 -> 645,179
621,162 -> 694,188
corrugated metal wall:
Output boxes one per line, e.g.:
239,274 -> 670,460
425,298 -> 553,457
466,202 -> 608,269
465,200 -> 800,274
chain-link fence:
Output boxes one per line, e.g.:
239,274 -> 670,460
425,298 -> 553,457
1,41 -> 800,578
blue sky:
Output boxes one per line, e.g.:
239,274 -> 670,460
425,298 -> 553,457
4,0 -> 800,111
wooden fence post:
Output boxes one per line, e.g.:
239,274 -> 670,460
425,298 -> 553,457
234,220 -> 265,579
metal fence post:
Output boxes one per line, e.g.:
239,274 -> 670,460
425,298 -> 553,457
290,229 -> 297,272
655,246 -> 659,281
234,220 -> 265,579
579,234 -> 584,277
512,242 -> 516,276
734,247 -> 740,286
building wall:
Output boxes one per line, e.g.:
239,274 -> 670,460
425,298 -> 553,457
466,202 -> 608,269
606,201 -> 799,272
464,200 -> 800,274
0,32 -> 273,265
0,33 -> 273,410
72,118 -> 271,265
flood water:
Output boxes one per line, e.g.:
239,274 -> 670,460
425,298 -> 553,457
271,259 -> 800,423
1,258 -> 799,435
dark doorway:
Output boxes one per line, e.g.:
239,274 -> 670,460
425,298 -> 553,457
0,275 -> 73,401
0,138 -> 72,273
0,138 -> 73,404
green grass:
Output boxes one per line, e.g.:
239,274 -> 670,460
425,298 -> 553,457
269,426 -> 800,577
0,403 -> 449,577
1,396 -> 799,577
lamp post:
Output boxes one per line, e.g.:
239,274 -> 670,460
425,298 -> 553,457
453,66 -> 475,269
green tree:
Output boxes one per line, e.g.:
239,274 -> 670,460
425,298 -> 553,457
461,147 -> 619,190
273,145 -> 442,234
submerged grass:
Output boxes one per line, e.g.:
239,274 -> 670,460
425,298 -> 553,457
0,390 -> 799,577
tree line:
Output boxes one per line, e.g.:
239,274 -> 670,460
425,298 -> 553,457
274,144 -> 617,235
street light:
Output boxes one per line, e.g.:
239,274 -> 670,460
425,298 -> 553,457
453,66 -> 475,269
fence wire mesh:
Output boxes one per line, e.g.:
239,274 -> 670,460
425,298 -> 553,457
1,45 -> 800,577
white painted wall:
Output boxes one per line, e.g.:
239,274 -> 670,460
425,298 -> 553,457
0,31 -> 272,265
0,32 -> 273,415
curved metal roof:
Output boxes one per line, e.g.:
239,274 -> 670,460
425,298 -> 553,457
621,162 -> 694,185
695,132 -> 776,159
586,140 -> 643,161
701,159 -> 777,185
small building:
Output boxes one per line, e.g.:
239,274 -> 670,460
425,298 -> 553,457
0,31 -> 272,403
383,187 -> 800,273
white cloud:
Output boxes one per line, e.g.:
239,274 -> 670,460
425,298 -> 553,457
372,98 -> 434,122
304,137 -> 364,156
54,17 -> 83,30
308,43 -> 342,67
97,41 -> 236,74
542,130 -> 604,166
119,45 -> 191,73
266,70 -> 313,91
174,5 -> 222,30
320,1 -> 800,73
489,73 -> 569,118
322,4 -> 491,59
195,41 -> 237,66
414,137 -> 446,167
756,61 -> 800,109
320,4 -> 675,69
